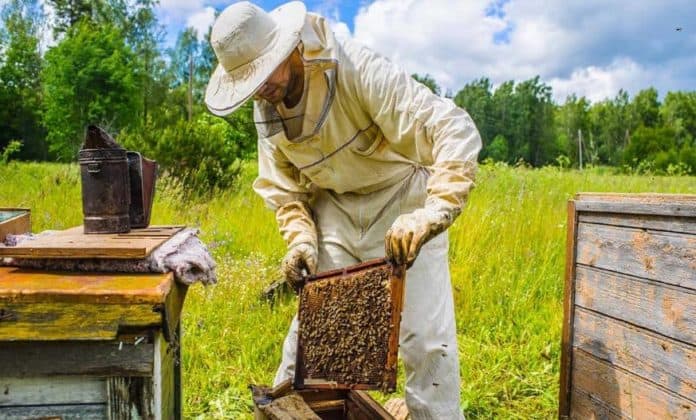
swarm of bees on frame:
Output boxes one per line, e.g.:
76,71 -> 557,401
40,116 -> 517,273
299,266 -> 393,388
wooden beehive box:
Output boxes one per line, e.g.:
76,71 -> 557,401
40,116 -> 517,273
0,267 -> 186,419
559,193 -> 696,419
0,226 -> 189,419
0,208 -> 30,242
252,381 -> 394,420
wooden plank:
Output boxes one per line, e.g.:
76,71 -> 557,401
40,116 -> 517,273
0,209 -> 30,242
0,267 -> 173,304
161,282 -> 188,342
579,212 -> 696,235
0,340 -> 154,377
572,350 -> 695,419
0,301 -> 162,341
559,200 -> 578,418
348,391 -> 393,419
0,225 -> 184,259
575,266 -> 696,344
569,388 -> 621,419
154,330 -> 179,420
576,222 -> 696,289
385,264 -> 405,392
0,376 -> 106,406
575,193 -> 696,217
107,377 -> 155,419
0,404 -> 106,419
574,307 -> 696,401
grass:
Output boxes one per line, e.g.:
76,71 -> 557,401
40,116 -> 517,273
1,161 -> 694,418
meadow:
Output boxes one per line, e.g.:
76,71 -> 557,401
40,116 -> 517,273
2,161 -> 694,419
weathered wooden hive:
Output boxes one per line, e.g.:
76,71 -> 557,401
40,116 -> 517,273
0,226 -> 188,419
559,193 -> 696,419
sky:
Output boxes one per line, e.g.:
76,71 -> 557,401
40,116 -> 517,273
78,0 -> 696,103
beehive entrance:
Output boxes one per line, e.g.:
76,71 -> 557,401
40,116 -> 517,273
295,259 -> 405,392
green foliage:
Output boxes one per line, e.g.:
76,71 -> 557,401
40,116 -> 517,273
455,76 -> 556,166
0,0 -> 46,160
487,134 -> 509,162
41,20 -> 142,160
120,109 -> 256,192
622,125 -> 696,175
1,140 -> 22,163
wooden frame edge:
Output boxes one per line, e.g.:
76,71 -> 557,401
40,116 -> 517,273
558,199 -> 578,418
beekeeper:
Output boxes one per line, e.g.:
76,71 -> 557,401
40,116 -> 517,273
205,2 -> 481,418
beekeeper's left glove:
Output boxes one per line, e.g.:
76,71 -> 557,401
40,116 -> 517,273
385,207 -> 455,268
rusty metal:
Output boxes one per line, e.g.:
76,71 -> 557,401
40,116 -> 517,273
127,152 -> 158,228
79,146 -> 131,234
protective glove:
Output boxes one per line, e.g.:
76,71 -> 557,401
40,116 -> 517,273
385,207 -> 455,268
281,242 -> 318,289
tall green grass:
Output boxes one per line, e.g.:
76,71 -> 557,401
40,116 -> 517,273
1,161 -> 694,418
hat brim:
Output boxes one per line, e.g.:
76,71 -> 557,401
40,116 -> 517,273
205,1 -> 307,116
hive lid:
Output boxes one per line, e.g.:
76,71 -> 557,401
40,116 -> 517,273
0,225 -> 183,259
294,258 -> 406,392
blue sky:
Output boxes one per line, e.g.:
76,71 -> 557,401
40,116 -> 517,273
157,0 -> 695,103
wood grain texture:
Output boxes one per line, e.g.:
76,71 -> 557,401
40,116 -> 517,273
579,212 -> 696,235
576,222 -> 696,289
0,376 -> 106,405
571,350 -> 695,419
575,266 -> 696,344
0,404 -> 106,419
107,376 -> 155,420
385,264 -> 405,392
559,200 -> 578,418
0,340 -> 154,377
0,301 -> 162,340
574,193 -> 696,217
154,330 -> 178,420
0,225 -> 184,259
569,388 -> 621,420
573,307 -> 696,401
348,391 -> 394,419
0,267 -> 173,304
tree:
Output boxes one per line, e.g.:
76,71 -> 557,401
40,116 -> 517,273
555,95 -> 590,167
487,135 -> 509,162
454,78 -> 493,154
411,73 -> 441,96
45,0 -> 105,36
630,87 -> 661,128
661,91 -> 696,145
0,0 -> 46,159
42,21 -> 141,160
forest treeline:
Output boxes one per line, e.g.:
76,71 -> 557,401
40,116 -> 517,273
1,0 -> 694,191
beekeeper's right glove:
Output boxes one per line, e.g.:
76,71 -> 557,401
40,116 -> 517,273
275,201 -> 319,289
281,242 -> 318,289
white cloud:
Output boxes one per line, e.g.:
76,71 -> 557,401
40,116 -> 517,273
186,7 -> 216,39
340,0 -> 696,102
549,58 -> 651,103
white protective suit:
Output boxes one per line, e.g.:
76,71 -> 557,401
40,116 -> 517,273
252,13 -> 481,420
